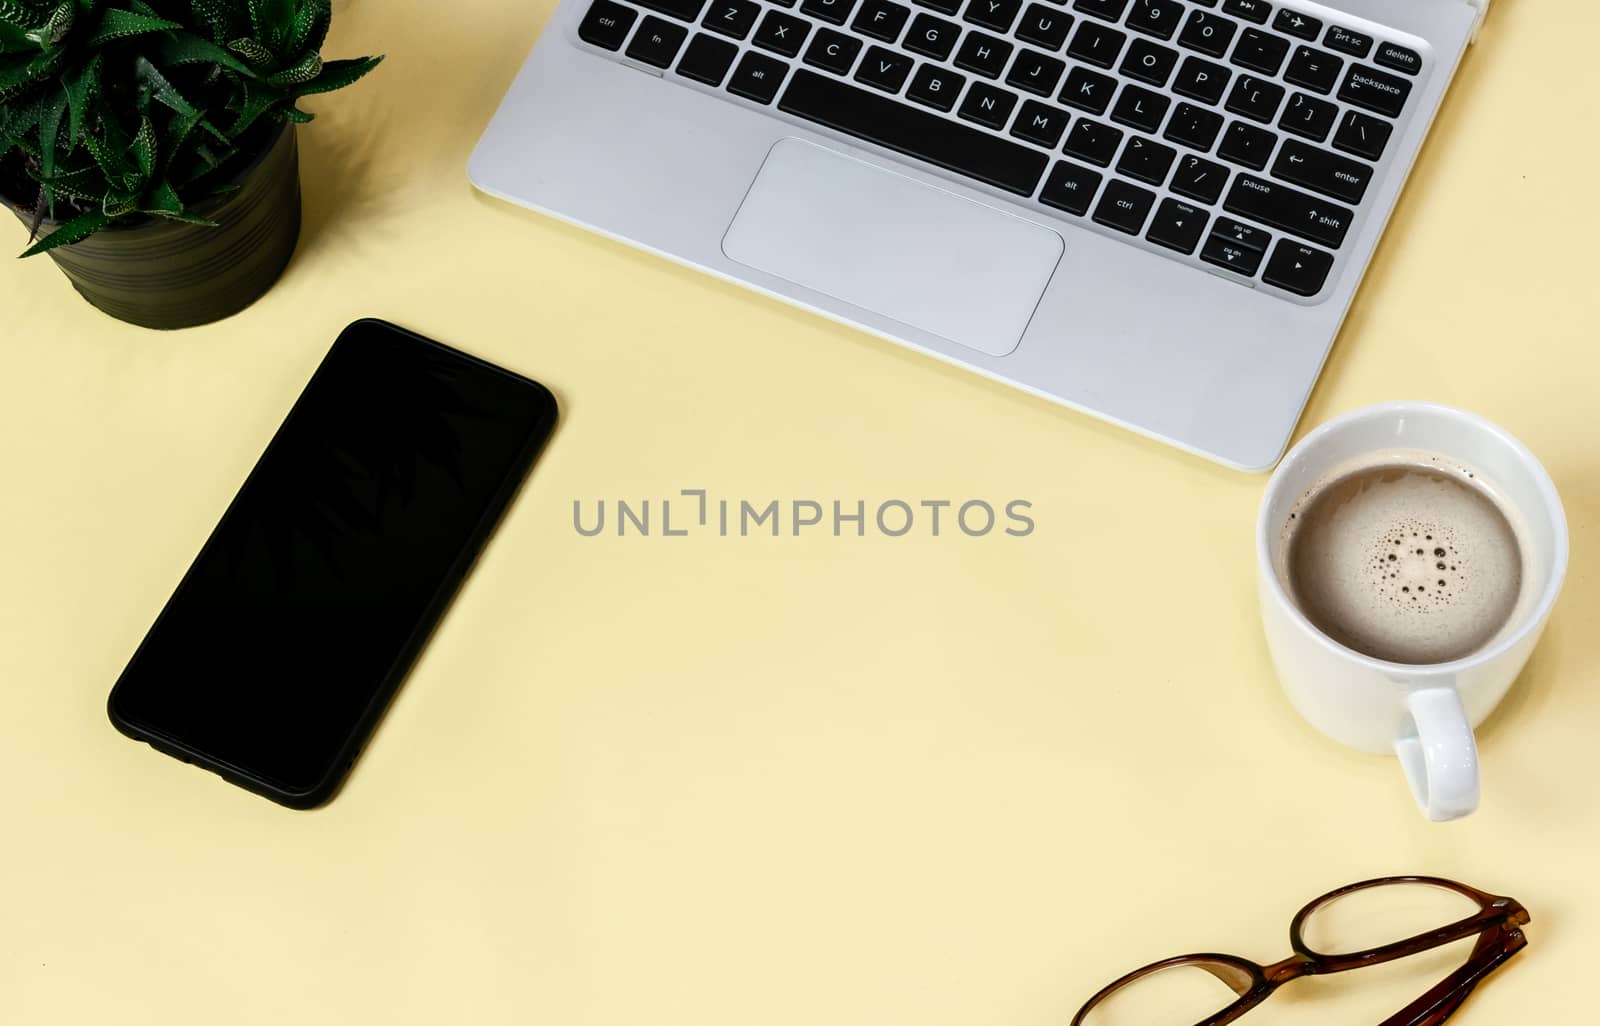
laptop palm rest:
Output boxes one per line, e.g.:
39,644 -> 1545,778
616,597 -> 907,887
721,139 -> 1063,359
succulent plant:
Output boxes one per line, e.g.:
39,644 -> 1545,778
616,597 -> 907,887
0,0 -> 381,255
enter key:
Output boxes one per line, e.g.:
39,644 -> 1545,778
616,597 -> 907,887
1272,138 -> 1373,204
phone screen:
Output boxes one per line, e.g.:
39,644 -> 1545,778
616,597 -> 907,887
109,320 -> 557,807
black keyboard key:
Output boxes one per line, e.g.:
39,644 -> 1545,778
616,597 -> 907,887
854,0 -> 912,40
1375,41 -> 1421,75
579,0 -> 636,49
1218,119 -> 1276,168
1201,231 -> 1264,274
1040,160 -> 1104,214
907,63 -> 967,110
1007,50 -> 1067,95
1111,84 -> 1169,133
1224,173 -> 1352,247
1231,27 -> 1288,74
1273,138 -> 1371,203
1094,179 -> 1157,234
1147,197 -> 1209,253
1116,135 -> 1176,184
1173,56 -> 1230,104
915,0 -> 961,14
1121,38 -> 1179,85
1264,238 -> 1334,295
1272,7 -> 1319,40
1211,215 -> 1270,250
1177,10 -> 1236,57
955,31 -> 1013,77
1332,108 -> 1392,160
704,0 -> 760,37
804,28 -> 862,73
769,0 -> 796,8
1323,24 -> 1372,58
1017,3 -> 1074,50
1067,20 -> 1127,68
626,15 -> 690,66
1128,0 -> 1183,40
754,10 -> 810,56
1284,45 -> 1342,93
637,0 -> 707,21
1164,101 -> 1224,150
905,13 -> 960,58
1279,91 -> 1336,141
1220,0 -> 1268,24
800,0 -> 858,24
778,69 -> 1050,194
728,50 -> 790,102
1060,66 -> 1116,113
1171,153 -> 1228,203
1064,118 -> 1123,165
676,32 -> 738,83
855,45 -> 915,91
1225,74 -> 1284,122
958,81 -> 1019,128
1012,99 -> 1071,147
965,0 -> 1022,32
1339,64 -> 1411,118
1075,0 -> 1129,22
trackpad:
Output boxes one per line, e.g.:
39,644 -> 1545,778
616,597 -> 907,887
721,139 -> 1063,358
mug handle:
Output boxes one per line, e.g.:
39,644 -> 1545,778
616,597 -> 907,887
1394,686 -> 1480,821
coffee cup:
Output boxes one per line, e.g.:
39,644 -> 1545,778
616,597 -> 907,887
1256,402 -> 1568,821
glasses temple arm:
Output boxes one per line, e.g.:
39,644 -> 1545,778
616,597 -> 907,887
1375,925 -> 1527,1026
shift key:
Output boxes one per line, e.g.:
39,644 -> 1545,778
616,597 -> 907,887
1224,174 -> 1353,248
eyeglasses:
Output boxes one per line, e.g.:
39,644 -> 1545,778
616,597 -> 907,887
1071,876 -> 1529,1026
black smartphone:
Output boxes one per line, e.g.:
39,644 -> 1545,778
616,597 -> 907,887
108,319 -> 557,808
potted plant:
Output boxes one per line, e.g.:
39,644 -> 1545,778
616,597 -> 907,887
0,0 -> 381,329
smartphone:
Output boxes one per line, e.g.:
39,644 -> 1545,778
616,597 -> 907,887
108,319 -> 557,808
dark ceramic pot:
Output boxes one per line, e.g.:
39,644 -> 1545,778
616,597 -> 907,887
4,123 -> 301,330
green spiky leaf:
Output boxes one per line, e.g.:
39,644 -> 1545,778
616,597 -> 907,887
20,208 -> 110,256
63,50 -> 97,144
264,49 -> 317,86
84,7 -> 181,46
23,2 -> 73,47
287,0 -> 329,55
142,178 -> 213,223
246,0 -> 292,48
225,34 -> 271,65
37,83 -> 63,209
158,30 -> 254,75
293,54 -> 381,97
130,113 -> 153,175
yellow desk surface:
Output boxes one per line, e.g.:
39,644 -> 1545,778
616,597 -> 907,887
2,0 -> 1595,1022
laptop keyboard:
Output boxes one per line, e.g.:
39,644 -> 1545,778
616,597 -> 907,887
574,0 -> 1426,300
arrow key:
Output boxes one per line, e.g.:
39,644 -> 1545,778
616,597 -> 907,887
1147,197 -> 1209,254
1212,215 -> 1270,252
1201,232 -> 1266,276
1264,238 -> 1334,295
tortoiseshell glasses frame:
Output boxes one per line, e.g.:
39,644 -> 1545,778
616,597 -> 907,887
1071,876 -> 1529,1026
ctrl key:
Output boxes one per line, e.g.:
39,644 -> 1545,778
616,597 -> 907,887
579,0 -> 638,49
1263,239 -> 1334,295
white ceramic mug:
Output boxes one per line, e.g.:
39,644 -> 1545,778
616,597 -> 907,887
1256,403 -> 1568,821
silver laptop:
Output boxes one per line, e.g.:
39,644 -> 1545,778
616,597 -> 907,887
471,0 -> 1489,470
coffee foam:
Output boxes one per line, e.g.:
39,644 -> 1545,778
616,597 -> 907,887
1277,450 -> 1533,665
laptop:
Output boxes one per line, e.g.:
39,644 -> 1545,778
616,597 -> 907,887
470,0 -> 1489,470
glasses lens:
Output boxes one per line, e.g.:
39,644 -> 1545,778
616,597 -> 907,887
1078,961 -> 1251,1026
1298,879 -> 1483,956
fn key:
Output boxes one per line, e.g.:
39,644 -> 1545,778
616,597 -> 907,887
1264,239 -> 1334,296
